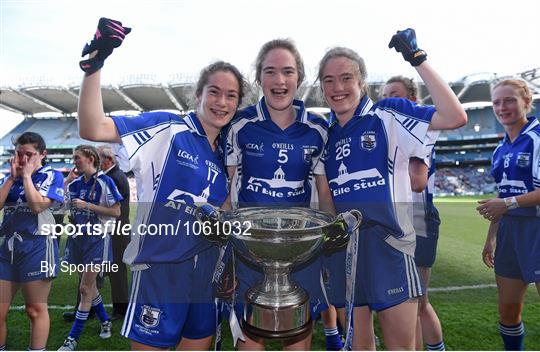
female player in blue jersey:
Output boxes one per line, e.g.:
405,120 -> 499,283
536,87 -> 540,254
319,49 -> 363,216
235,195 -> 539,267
59,145 -> 123,351
318,28 -> 467,350
225,38 -> 337,351
75,18 -> 245,350
478,79 -> 540,351
0,132 -> 64,351
382,76 -> 445,351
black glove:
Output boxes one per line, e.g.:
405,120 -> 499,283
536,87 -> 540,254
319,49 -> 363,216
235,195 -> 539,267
195,204 -> 229,246
388,28 -> 427,67
79,17 -> 131,74
323,220 -> 350,254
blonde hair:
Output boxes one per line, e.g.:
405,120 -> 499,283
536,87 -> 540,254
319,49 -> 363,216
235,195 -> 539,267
384,75 -> 418,100
492,79 -> 533,113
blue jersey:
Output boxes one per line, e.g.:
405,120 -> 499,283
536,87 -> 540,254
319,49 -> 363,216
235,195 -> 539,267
0,165 -> 64,237
412,150 -> 441,238
492,116 -> 540,217
66,171 -> 123,232
323,96 -> 436,255
225,98 -> 328,207
112,111 -> 228,265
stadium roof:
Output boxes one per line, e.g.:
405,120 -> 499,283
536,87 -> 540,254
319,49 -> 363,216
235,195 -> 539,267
1,68 -> 539,117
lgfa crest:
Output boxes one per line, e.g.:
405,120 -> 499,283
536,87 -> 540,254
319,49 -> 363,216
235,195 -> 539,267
140,305 -> 162,328
302,147 -> 317,163
516,152 -> 531,168
360,131 -> 377,151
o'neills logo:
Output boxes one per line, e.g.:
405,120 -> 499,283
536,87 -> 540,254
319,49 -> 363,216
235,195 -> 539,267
387,287 -> 404,295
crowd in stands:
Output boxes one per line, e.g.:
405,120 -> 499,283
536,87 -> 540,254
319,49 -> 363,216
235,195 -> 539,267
434,167 -> 496,196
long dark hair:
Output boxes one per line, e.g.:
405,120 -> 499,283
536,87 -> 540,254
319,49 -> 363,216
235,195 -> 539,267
195,61 -> 246,106
13,131 -> 47,166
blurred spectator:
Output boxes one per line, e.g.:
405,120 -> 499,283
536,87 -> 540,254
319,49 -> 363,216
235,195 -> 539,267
97,145 -> 130,320
434,167 -> 496,195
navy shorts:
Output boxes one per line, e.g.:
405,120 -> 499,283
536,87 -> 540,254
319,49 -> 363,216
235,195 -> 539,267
414,235 -> 439,268
495,216 -> 540,283
0,234 -> 59,283
325,226 -> 423,311
121,246 -> 219,348
64,234 -> 112,265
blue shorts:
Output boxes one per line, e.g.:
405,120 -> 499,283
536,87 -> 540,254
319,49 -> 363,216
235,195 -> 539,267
0,234 -> 59,283
494,216 -> 540,283
121,247 -> 219,348
233,253 -> 329,320
415,235 -> 439,268
64,234 -> 112,265
325,226 -> 423,311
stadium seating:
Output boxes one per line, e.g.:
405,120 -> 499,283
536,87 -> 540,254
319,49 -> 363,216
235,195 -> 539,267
1,67 -> 538,195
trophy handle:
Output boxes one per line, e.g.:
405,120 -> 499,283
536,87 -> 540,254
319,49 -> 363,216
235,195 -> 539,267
336,209 -> 363,233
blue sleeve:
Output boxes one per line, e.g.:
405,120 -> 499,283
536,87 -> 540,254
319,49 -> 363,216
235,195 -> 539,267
45,171 -> 65,206
110,111 -> 186,173
104,176 -> 124,205
111,111 -> 181,137
0,174 -> 8,187
377,97 -> 436,123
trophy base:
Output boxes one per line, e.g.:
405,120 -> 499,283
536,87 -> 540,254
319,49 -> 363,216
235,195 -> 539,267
241,297 -> 311,339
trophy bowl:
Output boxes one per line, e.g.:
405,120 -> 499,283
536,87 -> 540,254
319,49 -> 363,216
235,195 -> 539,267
207,207 -> 362,339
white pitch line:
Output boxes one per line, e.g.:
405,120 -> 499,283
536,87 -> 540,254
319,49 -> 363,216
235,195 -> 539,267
429,283 -> 497,292
8,284 -> 499,311
9,304 -> 113,311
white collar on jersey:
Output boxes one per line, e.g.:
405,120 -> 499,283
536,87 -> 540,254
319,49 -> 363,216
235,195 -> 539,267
183,112 -> 207,137
328,94 -> 374,126
503,116 -> 539,142
256,97 -> 308,123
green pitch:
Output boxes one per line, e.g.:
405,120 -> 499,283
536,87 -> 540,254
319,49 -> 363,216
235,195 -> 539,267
4,198 -> 539,350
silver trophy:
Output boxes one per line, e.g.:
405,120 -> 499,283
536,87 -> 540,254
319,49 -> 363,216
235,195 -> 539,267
197,206 -> 362,339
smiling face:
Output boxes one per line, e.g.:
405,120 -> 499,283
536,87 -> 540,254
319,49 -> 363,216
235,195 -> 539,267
196,70 -> 240,134
491,84 -> 530,129
320,56 -> 363,123
259,48 -> 299,113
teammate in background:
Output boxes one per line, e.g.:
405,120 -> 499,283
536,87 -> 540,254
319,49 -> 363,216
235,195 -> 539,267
478,79 -> 540,351
76,18 -> 245,350
225,38 -> 337,350
59,145 -> 123,351
382,76 -> 445,351
318,29 -> 466,349
97,145 -> 131,320
0,132 -> 64,351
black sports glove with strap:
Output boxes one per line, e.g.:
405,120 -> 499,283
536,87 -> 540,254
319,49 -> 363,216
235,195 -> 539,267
323,210 -> 362,254
388,28 -> 427,67
323,220 -> 350,254
79,17 -> 131,74
195,204 -> 229,247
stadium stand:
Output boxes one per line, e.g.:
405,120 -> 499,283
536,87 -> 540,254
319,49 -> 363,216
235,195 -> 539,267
1,67 -> 539,195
